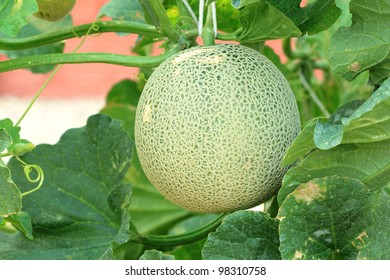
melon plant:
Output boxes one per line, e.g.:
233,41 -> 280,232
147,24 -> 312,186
0,0 -> 389,262
135,44 -> 301,213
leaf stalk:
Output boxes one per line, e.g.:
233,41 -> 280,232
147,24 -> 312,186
138,0 -> 180,43
0,45 -> 181,73
135,213 -> 227,248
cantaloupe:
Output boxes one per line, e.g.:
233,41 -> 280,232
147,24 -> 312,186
135,44 -> 300,213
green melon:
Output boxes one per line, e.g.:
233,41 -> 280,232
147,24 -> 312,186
135,44 -> 301,213
34,0 -> 76,22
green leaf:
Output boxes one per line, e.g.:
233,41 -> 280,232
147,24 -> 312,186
279,138 -> 390,204
235,0 -> 301,42
358,188 -> 390,260
0,118 -> 21,152
99,0 -> 144,22
329,0 -> 390,84
202,210 -> 281,260
283,79 -> 389,165
4,212 -> 33,240
0,119 -> 34,156
282,0 -> 342,35
0,128 -> 12,152
101,79 -> 141,142
0,16 -> 72,73
0,158 -> 22,216
282,118 -> 320,166
315,78 -> 390,149
106,79 -> 141,106
0,114 -> 133,259
279,176 -> 390,260
234,0 -> 341,40
0,0 -> 38,37
139,249 -> 175,260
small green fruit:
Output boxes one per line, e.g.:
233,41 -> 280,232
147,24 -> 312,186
13,141 -> 35,156
135,44 -> 301,213
34,0 -> 76,22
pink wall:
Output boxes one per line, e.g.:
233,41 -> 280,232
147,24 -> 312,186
0,0 -> 286,98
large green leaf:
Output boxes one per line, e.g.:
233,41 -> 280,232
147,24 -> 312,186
316,78 -> 390,149
202,210 -> 281,260
4,211 -> 33,240
0,16 -> 72,73
101,80 -> 191,234
0,128 -> 12,152
101,79 -> 141,142
329,0 -> 390,84
234,0 -> 301,42
0,118 -> 20,152
0,158 -> 21,216
0,114 -> 133,260
233,0 -> 341,41
283,79 -> 389,165
0,0 -> 38,37
280,0 -> 342,35
358,188 -> 390,259
282,118 -> 319,167
279,138 -> 390,204
279,176 -> 390,260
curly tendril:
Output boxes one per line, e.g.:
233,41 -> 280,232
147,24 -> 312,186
88,22 -> 102,38
71,21 -> 100,38
16,156 -> 45,197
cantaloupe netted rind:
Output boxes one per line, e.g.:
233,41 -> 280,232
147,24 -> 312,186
135,44 -> 301,213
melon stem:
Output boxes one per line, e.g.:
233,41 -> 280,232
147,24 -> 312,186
202,1 -> 216,46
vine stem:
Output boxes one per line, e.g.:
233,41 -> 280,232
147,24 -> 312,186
216,28 -> 242,41
0,18 -> 240,52
0,21 -> 160,51
138,0 -> 179,43
202,1 -> 216,46
298,67 -> 330,117
0,45 -> 181,74
134,213 -> 227,248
